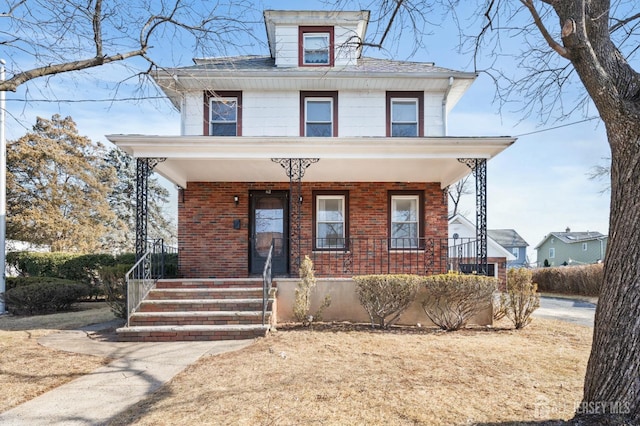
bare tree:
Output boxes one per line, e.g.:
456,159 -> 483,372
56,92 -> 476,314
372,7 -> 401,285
326,0 -> 639,423
0,0 -> 256,92
448,175 -> 472,218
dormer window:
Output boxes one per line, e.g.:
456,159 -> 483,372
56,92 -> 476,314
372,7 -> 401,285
299,26 -> 334,67
203,91 -> 242,136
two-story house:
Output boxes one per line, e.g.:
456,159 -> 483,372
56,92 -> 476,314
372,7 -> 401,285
535,227 -> 607,267
108,10 -> 515,340
487,229 -> 529,268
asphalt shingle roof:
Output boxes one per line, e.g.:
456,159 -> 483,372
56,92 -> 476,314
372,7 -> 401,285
487,229 -> 529,247
186,55 -> 467,75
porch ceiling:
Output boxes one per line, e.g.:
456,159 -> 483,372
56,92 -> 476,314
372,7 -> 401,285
105,136 -> 515,189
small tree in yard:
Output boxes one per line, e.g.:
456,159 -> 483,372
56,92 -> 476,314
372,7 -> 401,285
293,256 -> 330,326
354,274 -> 421,329
422,273 -> 498,331
503,268 -> 540,330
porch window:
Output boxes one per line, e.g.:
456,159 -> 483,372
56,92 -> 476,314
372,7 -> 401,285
203,91 -> 242,136
301,92 -> 338,137
389,192 -> 424,249
313,192 -> 348,250
386,91 -> 424,137
299,26 -> 334,67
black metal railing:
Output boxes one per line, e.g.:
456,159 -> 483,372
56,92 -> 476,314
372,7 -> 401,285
262,240 -> 274,326
125,239 -> 178,326
253,237 -> 481,277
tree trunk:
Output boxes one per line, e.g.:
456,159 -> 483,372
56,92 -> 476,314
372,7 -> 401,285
579,121 -> 640,423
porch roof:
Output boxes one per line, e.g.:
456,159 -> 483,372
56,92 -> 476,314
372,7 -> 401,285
105,135 -> 515,189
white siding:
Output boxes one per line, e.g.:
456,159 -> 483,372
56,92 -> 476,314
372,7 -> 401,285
339,91 -> 385,137
274,25 -> 298,68
274,23 -> 360,68
425,93 -> 445,136
182,92 -> 204,136
334,25 -> 359,67
243,91 -> 299,136
180,89 -> 446,137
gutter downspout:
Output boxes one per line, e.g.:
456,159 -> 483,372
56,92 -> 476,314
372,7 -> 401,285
442,76 -> 454,135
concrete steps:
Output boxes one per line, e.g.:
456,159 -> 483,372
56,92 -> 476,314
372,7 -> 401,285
117,278 -> 274,342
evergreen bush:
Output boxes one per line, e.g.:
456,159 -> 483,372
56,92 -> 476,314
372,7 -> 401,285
1,280 -> 89,315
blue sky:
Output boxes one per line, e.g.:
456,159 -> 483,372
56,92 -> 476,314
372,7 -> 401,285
1,0 -> 611,263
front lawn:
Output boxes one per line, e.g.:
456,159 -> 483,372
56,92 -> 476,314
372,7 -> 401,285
110,319 -> 592,425
0,302 -> 114,412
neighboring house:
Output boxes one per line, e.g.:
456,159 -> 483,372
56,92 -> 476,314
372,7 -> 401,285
487,229 -> 529,268
108,10 -> 515,340
534,227 -> 608,267
449,215 -> 515,283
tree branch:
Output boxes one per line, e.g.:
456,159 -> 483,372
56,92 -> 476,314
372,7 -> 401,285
91,0 -> 103,58
0,49 -> 146,92
610,12 -> 640,34
520,0 -> 569,58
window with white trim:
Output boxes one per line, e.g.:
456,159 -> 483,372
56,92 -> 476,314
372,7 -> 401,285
390,195 -> 419,248
549,247 -> 555,258
314,194 -> 347,249
305,97 -> 333,137
512,247 -> 519,259
303,33 -> 330,65
210,97 -> 237,136
582,242 -> 588,251
390,98 -> 419,137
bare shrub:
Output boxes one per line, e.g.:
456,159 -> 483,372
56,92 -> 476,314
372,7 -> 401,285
504,268 -> 540,329
422,273 -> 497,331
532,263 -> 602,296
354,274 -> 422,329
493,293 -> 508,321
293,256 -> 330,326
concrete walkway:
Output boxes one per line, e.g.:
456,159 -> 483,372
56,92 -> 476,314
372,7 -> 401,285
0,320 -> 253,425
533,296 -> 596,327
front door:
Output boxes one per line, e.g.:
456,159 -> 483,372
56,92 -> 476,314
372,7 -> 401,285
249,191 -> 289,275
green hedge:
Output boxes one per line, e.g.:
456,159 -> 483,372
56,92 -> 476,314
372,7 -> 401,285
1,280 -> 89,315
6,276 -> 80,292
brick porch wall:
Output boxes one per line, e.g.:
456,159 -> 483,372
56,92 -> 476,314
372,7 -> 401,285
178,182 -> 448,278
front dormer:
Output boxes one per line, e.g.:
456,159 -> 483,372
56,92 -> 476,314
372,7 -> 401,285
263,10 -> 369,68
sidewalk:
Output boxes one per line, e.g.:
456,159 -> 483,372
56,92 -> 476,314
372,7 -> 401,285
0,320 -> 252,425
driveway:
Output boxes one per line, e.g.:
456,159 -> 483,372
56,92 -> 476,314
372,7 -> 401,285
532,296 -> 596,327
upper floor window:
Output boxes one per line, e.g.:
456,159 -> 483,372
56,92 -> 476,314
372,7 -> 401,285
299,26 -> 334,67
300,91 -> 338,137
582,242 -> 588,251
203,91 -> 242,136
512,247 -> 519,259
389,191 -> 424,249
386,92 -> 424,137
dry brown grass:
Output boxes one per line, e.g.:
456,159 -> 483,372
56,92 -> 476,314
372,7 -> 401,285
110,318 -> 592,426
0,302 -> 115,413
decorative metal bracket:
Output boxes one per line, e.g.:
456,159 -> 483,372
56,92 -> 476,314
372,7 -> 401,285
136,158 -> 166,260
271,158 -> 319,273
458,158 -> 488,275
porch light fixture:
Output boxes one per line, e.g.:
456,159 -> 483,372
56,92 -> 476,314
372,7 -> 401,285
234,195 -> 239,205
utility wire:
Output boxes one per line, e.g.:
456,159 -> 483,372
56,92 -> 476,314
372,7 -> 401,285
514,117 -> 600,137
